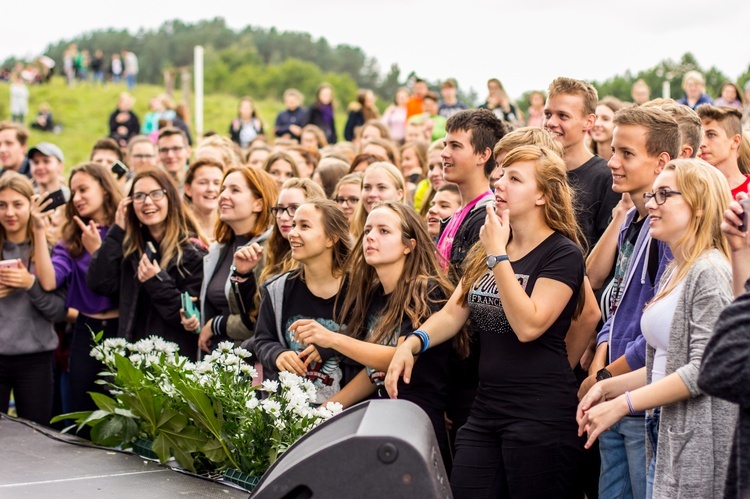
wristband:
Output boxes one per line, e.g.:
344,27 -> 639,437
230,264 -> 254,279
406,329 -> 430,354
624,391 -> 636,415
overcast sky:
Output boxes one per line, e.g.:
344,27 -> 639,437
3,0 -> 749,100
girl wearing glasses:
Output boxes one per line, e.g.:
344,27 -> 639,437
253,199 -> 351,403
88,168 -> 207,360
32,163 -> 123,418
332,172 -> 363,225
180,167 -> 278,355
578,159 -> 738,498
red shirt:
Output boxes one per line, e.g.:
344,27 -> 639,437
731,174 -> 750,199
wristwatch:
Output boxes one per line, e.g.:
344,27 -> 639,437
596,368 -> 612,382
486,254 -> 509,269
230,264 -> 253,279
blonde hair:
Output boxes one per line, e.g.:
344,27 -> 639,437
494,127 -> 563,159
350,162 -> 406,239
652,158 -> 731,301
681,70 -> 706,90
547,77 -> 598,116
0,172 -> 50,261
196,135 -> 242,169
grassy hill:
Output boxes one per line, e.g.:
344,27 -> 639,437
0,77 -> 348,171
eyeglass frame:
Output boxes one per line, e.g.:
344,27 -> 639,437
132,188 -> 168,204
643,188 -> 682,206
270,204 -> 300,218
334,196 -> 360,206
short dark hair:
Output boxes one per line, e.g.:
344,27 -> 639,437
157,126 -> 188,145
91,137 -> 124,161
445,109 -> 508,176
696,104 -> 743,138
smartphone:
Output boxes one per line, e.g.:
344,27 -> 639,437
145,241 -> 158,262
740,198 -> 750,232
42,189 -> 67,213
181,292 -> 201,333
0,259 -> 20,270
111,160 -> 129,180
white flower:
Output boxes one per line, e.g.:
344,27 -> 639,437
221,353 -> 241,367
240,364 -> 258,379
90,349 -> 105,361
129,353 -> 143,365
325,401 -> 343,416
261,399 -> 281,417
152,337 -> 179,354
103,338 -> 128,350
130,338 -> 155,354
278,371 -> 303,389
261,380 -> 279,393
233,346 -> 252,359
216,341 -> 234,354
273,418 -> 286,431
245,397 -> 260,410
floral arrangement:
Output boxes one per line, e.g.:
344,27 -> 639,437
53,334 -> 342,478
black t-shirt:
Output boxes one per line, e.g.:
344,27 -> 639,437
362,283 -> 451,415
282,274 -> 345,404
467,232 -> 584,426
567,155 -> 620,251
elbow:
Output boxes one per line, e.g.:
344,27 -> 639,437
515,326 -> 546,343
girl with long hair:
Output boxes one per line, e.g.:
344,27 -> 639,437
0,172 -> 66,425
263,151 -> 300,192
88,168 -> 207,359
293,201 -> 462,467
253,199 -> 351,404
183,158 -> 224,243
386,145 -> 587,497
307,83 -> 337,145
350,162 -> 405,239
578,159 -> 737,498
229,96 -> 264,149
34,163 -> 123,416
181,167 -> 278,354
333,172 -> 363,224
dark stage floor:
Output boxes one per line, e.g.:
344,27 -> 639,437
0,414 -> 249,498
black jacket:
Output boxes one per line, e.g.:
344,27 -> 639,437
307,105 -> 337,144
87,224 -> 206,359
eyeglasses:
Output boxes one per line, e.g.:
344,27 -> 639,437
132,154 -> 155,160
334,196 -> 360,206
132,189 -> 167,204
270,204 -> 299,218
159,146 -> 184,155
643,188 -> 682,205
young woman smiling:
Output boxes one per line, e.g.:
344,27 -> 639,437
88,168 -> 207,360
253,199 -> 351,404
350,162 -> 405,239
183,158 -> 224,244
577,159 -> 737,498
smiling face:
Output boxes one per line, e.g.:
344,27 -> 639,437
158,134 -> 190,173
441,129 -> 484,186
0,188 -> 30,239
70,171 -> 106,221
592,105 -> 616,144
427,149 -> 445,190
426,189 -> 461,237
609,124 -> 663,196
361,168 -> 403,213
646,170 -> 692,249
334,182 -> 361,221
30,152 -> 62,188
267,159 -> 295,190
0,130 -> 27,170
288,204 -> 331,263
363,207 -> 412,269
275,187 -> 306,239
218,171 -> 263,233
492,159 -> 544,217
132,177 -> 168,230
543,94 -> 594,150
184,165 -> 223,214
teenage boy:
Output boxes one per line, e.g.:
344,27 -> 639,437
438,78 -> 467,119
28,142 -> 70,200
0,121 -> 31,178
157,127 -> 192,189
544,77 -> 620,251
696,104 -> 749,198
581,107 -> 680,499
437,108 -> 507,453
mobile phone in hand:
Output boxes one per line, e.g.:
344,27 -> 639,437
145,241 -> 158,262
111,160 -> 129,180
740,198 -> 750,232
42,189 -> 67,212
0,259 -> 20,270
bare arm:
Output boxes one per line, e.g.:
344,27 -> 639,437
586,195 -> 631,290
325,369 -> 376,409
565,276 -> 601,368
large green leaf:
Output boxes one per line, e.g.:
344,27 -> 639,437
90,416 -> 126,447
89,392 -> 117,413
50,411 -> 93,424
201,438 -> 229,464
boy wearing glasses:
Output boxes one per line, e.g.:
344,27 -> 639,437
580,107 -> 680,499
157,127 -> 191,190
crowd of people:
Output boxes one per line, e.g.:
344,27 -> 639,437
2,68 -> 750,499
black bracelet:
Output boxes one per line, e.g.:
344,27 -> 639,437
230,264 -> 253,279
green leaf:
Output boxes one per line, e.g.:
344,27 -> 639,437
94,330 -> 104,343
201,438 -> 228,464
89,392 -> 118,413
90,417 -> 125,446
51,411 -> 93,424
81,410 -> 113,427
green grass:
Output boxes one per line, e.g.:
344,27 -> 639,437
0,77 -> 346,172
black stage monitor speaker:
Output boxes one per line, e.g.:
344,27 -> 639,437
251,399 -> 452,498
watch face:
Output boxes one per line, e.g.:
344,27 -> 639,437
486,255 -> 496,268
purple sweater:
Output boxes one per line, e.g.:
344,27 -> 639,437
51,226 -> 116,315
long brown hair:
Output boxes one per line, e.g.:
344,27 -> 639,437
296,199 -> 352,278
337,201 -> 467,356
259,178 -> 326,285
63,163 -> 123,258
123,168 -> 206,271
459,145 -> 585,317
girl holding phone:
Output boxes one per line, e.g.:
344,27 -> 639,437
0,172 -> 66,425
88,168 -> 207,359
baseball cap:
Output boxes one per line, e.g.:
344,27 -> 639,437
28,142 -> 64,162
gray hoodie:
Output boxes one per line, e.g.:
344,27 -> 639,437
0,240 -> 66,355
